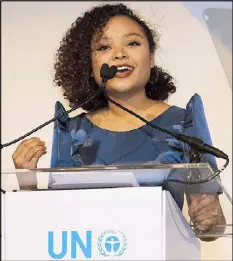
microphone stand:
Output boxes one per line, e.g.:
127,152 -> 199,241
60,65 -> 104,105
185,149 -> 203,193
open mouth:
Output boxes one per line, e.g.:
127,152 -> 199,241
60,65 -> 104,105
117,65 -> 134,72
115,65 -> 134,78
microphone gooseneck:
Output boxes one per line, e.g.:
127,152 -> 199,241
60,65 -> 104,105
101,67 -> 228,160
0,63 -> 115,150
106,96 -> 228,160
0,89 -> 102,149
100,64 -> 229,185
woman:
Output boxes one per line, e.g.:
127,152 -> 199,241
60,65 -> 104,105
12,3 -> 226,241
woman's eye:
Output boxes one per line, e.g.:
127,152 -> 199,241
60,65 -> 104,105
96,45 -> 110,51
128,41 -> 141,46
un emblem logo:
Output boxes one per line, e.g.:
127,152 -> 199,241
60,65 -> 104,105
97,230 -> 127,256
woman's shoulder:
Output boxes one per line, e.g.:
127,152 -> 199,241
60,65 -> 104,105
166,93 -> 206,118
173,93 -> 208,129
54,101 -> 89,131
156,93 -> 208,134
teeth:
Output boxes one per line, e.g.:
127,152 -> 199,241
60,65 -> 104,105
117,66 -> 133,71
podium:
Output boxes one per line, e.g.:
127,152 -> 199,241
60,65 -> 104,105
1,163 -> 232,260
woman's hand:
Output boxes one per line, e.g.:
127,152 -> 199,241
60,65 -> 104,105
12,137 -> 47,169
188,194 -> 226,240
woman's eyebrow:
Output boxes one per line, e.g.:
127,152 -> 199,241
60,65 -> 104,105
123,32 -> 144,39
101,32 -> 144,40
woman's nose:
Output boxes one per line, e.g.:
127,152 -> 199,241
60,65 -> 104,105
112,48 -> 128,60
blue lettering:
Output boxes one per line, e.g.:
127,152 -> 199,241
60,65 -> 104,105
48,231 -> 92,259
48,231 -> 67,259
71,231 -> 92,258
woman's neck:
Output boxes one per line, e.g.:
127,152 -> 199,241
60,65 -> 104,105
87,89 -> 170,131
107,88 -> 161,118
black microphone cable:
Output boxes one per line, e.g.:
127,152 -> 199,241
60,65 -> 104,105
0,89 -> 102,149
0,64 -> 116,194
0,64 -> 116,150
100,67 -> 229,186
106,95 -> 229,184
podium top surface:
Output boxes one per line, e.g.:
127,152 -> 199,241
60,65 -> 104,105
1,162 -> 230,195
1,162 -> 232,238
2,162 -> 214,173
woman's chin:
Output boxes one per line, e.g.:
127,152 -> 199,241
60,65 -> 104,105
106,81 -> 136,93
107,86 -> 134,94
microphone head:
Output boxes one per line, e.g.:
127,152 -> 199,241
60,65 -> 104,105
100,63 -> 117,80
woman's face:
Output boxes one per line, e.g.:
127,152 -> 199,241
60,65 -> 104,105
91,16 -> 154,94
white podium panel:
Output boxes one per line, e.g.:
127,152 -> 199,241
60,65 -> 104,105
3,187 -> 200,260
163,190 -> 200,260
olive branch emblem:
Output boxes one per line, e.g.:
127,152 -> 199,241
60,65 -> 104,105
97,230 -> 127,257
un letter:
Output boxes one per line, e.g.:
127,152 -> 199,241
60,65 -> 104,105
71,231 -> 92,258
48,231 -> 67,259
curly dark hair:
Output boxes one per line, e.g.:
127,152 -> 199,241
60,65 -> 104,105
54,3 -> 176,111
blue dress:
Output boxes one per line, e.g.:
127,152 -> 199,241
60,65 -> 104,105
50,93 -> 222,209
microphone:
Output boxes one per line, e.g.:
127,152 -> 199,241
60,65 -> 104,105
100,63 -> 117,81
0,63 -> 116,150
100,65 -> 229,161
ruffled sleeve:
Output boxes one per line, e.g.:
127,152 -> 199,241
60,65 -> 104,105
50,100 -> 102,168
50,101 -> 73,167
182,93 -> 222,194
50,101 -> 86,168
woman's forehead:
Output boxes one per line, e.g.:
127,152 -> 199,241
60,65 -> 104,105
92,16 -> 146,42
